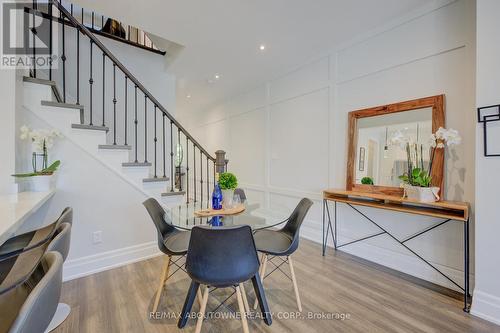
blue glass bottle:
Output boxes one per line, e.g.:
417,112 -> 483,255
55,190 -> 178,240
212,180 -> 223,210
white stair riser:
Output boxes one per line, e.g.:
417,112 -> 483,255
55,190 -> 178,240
97,150 -> 131,170
69,129 -> 107,155
23,82 -> 56,110
121,167 -> 151,185
160,195 -> 185,207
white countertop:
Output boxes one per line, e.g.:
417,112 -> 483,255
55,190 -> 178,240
0,190 -> 56,245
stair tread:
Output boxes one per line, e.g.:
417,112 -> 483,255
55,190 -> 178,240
161,191 -> 186,197
72,124 -> 109,132
143,177 -> 170,183
23,76 -> 57,86
122,162 -> 152,167
99,144 -> 132,150
41,100 -> 84,110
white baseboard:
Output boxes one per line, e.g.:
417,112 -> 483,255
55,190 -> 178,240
63,241 -> 162,281
471,290 -> 500,325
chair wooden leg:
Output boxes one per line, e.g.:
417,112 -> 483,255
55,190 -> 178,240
194,287 -> 209,333
239,283 -> 250,314
197,287 -> 204,308
236,285 -> 250,333
152,255 -> 171,312
288,256 -> 302,312
253,254 -> 267,310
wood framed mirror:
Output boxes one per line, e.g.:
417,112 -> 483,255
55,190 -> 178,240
346,95 -> 445,196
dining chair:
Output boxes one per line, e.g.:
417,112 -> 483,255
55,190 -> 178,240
178,225 -> 272,333
252,198 -> 313,312
0,251 -> 63,333
0,207 -> 72,261
234,188 -> 247,202
143,198 -> 195,313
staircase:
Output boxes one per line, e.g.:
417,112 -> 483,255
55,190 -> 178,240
22,0 -> 219,205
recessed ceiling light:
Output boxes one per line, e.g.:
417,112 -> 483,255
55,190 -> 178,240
259,44 -> 266,51
214,74 -> 220,80
186,95 -> 191,99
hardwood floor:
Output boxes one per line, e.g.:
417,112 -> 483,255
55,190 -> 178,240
54,240 -> 500,333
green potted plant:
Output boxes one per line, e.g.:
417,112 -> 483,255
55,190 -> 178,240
361,177 -> 374,185
390,127 -> 461,202
14,126 -> 62,191
218,172 -> 238,208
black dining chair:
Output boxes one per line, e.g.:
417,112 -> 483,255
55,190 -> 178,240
0,251 -> 63,333
252,198 -> 313,312
234,188 -> 247,202
143,198 -> 196,313
178,225 -> 272,333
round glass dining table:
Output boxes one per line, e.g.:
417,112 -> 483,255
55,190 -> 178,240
164,201 -> 285,230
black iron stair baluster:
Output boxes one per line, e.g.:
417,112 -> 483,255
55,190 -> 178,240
112,64 -> 117,145
193,143 -> 196,202
134,85 -> 138,162
162,113 -> 166,178
48,1 -> 52,80
206,155 -> 209,208
61,8 -> 66,102
102,52 -> 105,126
89,39 -> 94,125
170,121 -> 174,192
186,135 -> 189,203
76,26 -> 80,105
154,105 -> 157,178
200,150 -> 203,204
124,76 -> 127,145
177,128 -> 181,191
31,0 -> 36,78
144,95 -> 148,163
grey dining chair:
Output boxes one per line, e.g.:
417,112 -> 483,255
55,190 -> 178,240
143,198 -> 198,313
252,198 -> 313,312
0,251 -> 63,333
234,188 -> 247,202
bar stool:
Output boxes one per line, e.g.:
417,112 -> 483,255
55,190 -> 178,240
44,222 -> 72,332
0,251 -> 63,333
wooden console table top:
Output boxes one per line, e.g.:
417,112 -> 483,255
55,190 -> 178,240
323,189 -> 469,222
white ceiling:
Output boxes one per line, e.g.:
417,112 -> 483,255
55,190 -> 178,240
73,0 -> 433,115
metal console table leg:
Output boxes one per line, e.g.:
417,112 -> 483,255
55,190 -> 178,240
322,199 -> 471,312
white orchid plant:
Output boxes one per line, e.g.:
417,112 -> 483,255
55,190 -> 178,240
14,126 -> 62,177
390,127 -> 461,187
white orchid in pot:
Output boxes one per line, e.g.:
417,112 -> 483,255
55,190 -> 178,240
13,126 -> 63,191
390,127 -> 461,202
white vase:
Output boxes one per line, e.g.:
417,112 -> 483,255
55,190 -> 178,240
222,189 -> 235,208
30,174 -> 55,192
403,185 -> 440,203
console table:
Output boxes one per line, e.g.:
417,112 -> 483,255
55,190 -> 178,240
322,189 -> 470,312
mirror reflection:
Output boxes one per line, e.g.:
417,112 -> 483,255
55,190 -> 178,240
355,107 -> 432,187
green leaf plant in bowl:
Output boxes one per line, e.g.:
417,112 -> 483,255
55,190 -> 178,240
12,160 -> 61,178
361,177 -> 374,185
218,172 -> 238,208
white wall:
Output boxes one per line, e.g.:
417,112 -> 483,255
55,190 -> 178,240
472,0 -> 500,324
181,0 -> 476,292
0,69 -> 16,194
